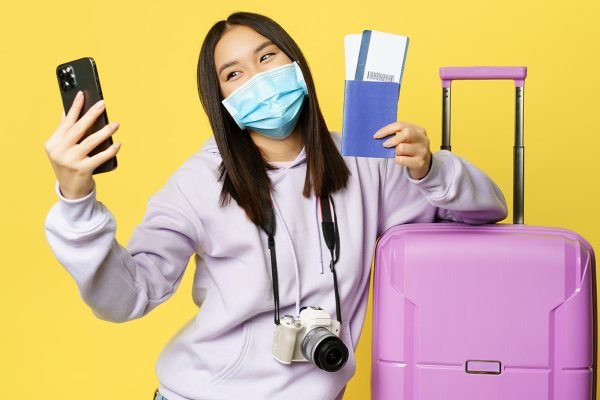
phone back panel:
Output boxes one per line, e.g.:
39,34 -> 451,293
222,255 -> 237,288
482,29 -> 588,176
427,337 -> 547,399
56,57 -> 116,174
372,223 -> 597,400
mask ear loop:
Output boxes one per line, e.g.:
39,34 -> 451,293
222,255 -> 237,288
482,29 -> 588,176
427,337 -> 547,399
293,60 -> 309,95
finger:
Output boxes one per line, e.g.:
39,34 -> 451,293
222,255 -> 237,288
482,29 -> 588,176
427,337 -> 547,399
382,128 -> 411,147
393,155 -> 421,170
65,99 -> 106,145
47,109 -> 74,150
75,122 -> 120,159
54,91 -> 84,137
397,126 -> 429,145
81,141 -> 121,171
394,143 -> 416,156
398,127 -> 419,144
64,90 -> 85,126
373,121 -> 413,139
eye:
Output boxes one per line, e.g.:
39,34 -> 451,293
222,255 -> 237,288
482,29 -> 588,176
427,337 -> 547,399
225,71 -> 240,81
260,52 -> 276,62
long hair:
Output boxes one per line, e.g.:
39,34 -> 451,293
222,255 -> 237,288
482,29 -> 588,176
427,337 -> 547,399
197,11 -> 350,229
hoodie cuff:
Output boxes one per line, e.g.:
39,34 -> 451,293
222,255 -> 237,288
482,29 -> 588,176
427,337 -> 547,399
54,180 -> 106,229
406,151 -> 453,199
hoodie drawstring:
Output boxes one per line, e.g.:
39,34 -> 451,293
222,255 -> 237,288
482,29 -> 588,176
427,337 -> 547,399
270,194 -> 302,317
315,196 -> 325,275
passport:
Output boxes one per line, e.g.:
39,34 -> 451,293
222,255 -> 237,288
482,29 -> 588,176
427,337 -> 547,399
341,30 -> 409,158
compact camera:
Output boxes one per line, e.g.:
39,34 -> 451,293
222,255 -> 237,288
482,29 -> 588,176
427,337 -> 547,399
272,306 -> 349,372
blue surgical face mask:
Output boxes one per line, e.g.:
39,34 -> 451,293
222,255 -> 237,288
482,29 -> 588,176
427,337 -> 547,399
221,61 -> 309,140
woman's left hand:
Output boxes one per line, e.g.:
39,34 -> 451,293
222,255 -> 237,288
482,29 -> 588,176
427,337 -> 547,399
373,121 -> 433,180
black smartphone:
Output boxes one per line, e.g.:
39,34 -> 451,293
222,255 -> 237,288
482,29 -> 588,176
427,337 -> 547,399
56,57 -> 117,174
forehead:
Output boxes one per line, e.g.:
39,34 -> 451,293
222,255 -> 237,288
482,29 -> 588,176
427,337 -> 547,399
214,25 -> 272,65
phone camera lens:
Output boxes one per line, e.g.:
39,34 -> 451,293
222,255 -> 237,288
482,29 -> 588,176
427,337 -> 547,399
58,69 -> 65,78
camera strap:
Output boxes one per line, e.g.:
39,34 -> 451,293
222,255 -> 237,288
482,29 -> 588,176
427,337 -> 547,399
262,195 -> 342,325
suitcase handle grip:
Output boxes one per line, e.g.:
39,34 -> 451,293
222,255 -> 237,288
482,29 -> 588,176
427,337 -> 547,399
439,66 -> 527,224
440,66 -> 527,88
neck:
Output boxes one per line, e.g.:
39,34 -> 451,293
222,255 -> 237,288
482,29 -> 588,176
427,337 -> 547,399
249,126 -> 304,162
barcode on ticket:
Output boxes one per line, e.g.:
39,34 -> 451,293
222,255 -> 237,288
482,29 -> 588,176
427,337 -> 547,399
366,71 -> 395,82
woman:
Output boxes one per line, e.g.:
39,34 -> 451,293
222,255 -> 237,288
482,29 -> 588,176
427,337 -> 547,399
44,11 -> 507,400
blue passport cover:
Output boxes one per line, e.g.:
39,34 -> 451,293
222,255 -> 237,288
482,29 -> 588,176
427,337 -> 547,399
341,80 -> 400,158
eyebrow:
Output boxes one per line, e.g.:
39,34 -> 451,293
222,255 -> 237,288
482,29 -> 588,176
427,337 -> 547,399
217,40 -> 276,76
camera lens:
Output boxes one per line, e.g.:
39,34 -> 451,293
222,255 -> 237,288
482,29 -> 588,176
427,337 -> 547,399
58,69 -> 65,78
61,81 -> 70,91
301,327 -> 349,372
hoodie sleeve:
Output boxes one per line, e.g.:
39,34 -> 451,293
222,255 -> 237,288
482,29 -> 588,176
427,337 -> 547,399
43,175 -> 201,323
379,149 -> 508,234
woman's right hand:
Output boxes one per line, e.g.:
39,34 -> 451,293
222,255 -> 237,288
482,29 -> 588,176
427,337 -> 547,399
44,90 -> 121,200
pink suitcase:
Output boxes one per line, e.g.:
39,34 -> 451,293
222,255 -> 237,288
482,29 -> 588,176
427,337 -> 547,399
371,67 -> 597,399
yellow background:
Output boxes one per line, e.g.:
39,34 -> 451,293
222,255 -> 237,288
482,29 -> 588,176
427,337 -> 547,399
1,0 -> 598,398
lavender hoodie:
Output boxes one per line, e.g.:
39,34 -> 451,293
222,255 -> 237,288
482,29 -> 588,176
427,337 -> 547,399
44,132 -> 507,400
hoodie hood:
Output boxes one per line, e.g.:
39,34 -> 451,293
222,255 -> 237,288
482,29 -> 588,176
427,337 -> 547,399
200,134 -> 325,318
200,136 -> 307,171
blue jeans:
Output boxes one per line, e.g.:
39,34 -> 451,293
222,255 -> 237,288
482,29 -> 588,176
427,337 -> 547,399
154,388 -> 168,400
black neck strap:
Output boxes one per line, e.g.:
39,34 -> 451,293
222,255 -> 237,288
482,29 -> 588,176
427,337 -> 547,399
262,195 -> 342,325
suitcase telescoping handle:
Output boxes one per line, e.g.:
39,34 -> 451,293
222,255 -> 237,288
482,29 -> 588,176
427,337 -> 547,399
439,66 -> 528,224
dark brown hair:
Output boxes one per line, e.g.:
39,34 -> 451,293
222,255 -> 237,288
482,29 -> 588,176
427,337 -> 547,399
197,11 -> 350,229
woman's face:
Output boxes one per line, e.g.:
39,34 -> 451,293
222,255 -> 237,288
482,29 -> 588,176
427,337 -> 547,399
214,25 -> 293,99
